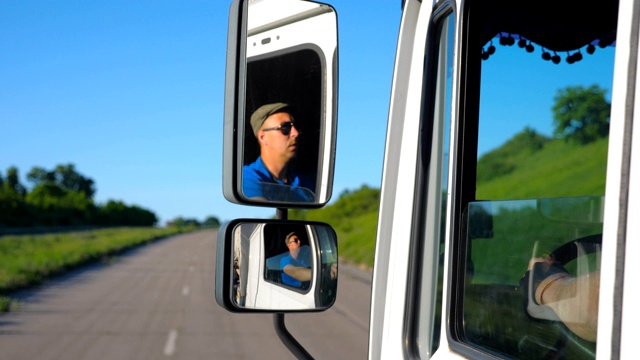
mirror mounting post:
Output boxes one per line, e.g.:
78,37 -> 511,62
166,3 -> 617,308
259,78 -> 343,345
274,207 -> 307,358
273,209 -> 316,358
273,313 -> 314,360
276,208 -> 288,220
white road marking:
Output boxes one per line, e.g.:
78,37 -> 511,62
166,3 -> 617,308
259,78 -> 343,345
164,329 -> 178,356
182,286 -> 190,296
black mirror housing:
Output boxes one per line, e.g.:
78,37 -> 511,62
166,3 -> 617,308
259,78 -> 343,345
216,219 -> 338,313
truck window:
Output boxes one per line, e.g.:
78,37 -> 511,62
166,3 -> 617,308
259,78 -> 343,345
412,6 -> 454,358
447,1 -> 616,358
263,224 -> 312,291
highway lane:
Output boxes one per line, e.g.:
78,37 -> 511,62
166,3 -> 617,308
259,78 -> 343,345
0,229 -> 371,359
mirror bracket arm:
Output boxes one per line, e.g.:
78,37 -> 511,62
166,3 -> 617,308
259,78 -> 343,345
276,208 -> 288,220
273,313 -> 314,359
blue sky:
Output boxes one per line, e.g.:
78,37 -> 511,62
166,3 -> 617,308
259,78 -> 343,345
0,1 -> 615,225
0,1 -> 401,224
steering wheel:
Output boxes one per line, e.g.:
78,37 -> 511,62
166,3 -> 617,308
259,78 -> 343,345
548,233 -> 602,267
518,233 -> 602,357
521,233 -> 602,319
318,262 -> 337,307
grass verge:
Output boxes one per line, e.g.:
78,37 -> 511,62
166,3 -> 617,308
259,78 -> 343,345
0,226 -> 196,297
0,296 -> 13,312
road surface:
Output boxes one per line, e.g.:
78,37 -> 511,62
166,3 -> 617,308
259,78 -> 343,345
0,229 -> 372,359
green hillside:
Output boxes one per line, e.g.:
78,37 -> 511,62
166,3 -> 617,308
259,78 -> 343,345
290,186 -> 380,268
477,136 -> 608,199
292,133 -> 608,269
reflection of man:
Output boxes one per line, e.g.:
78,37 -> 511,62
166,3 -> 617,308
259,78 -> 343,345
523,257 -> 600,342
243,103 -> 315,202
280,232 -> 311,288
233,258 -> 242,306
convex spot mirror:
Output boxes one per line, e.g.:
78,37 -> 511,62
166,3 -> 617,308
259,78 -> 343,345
216,219 -> 338,312
223,0 -> 338,207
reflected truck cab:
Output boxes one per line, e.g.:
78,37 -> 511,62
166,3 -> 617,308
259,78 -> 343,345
218,220 -> 337,311
222,0 -> 337,208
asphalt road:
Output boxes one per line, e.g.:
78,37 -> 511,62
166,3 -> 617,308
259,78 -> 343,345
0,229 -> 372,360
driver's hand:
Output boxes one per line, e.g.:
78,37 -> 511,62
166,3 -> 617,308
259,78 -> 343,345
330,263 -> 337,279
527,256 -> 553,271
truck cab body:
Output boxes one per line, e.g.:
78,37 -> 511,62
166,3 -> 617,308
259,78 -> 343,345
370,0 -> 638,359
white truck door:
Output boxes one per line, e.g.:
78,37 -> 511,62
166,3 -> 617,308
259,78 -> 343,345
371,0 -> 636,359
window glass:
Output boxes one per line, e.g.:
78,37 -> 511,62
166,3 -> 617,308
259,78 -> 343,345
243,48 -> 323,203
460,14 -> 614,360
315,225 -> 338,307
415,9 -> 454,358
476,42 -> 612,201
463,198 -> 603,357
263,224 -> 312,291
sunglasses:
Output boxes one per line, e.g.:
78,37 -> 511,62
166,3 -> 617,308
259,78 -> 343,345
288,237 -> 300,245
262,121 -> 297,136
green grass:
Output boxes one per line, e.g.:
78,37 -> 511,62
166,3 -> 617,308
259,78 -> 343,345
0,296 -> 12,312
0,227 -> 195,295
477,137 -> 608,199
290,186 -> 380,269
333,211 -> 379,268
292,209 -> 379,269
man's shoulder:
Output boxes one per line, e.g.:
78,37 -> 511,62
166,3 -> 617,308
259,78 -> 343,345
243,157 -> 263,172
290,171 -> 315,192
243,158 -> 271,182
280,254 -> 294,267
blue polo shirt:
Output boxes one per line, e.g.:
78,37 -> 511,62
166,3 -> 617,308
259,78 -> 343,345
242,157 -> 315,202
280,253 -> 311,288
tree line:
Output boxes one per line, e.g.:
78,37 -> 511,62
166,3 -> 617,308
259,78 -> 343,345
478,84 -> 611,183
0,163 -> 158,228
166,216 -> 220,228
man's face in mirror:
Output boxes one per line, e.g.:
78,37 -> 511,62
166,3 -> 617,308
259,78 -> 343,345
243,102 -> 315,202
257,111 -> 299,166
286,234 -> 301,255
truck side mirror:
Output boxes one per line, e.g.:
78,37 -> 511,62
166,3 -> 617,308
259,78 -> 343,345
222,0 -> 338,208
216,219 -> 338,312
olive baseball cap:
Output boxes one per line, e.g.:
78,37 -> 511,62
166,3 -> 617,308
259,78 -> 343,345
250,102 -> 290,137
285,231 -> 297,245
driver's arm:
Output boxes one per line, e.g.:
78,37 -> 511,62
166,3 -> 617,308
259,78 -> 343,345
283,264 -> 312,281
536,270 -> 600,342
